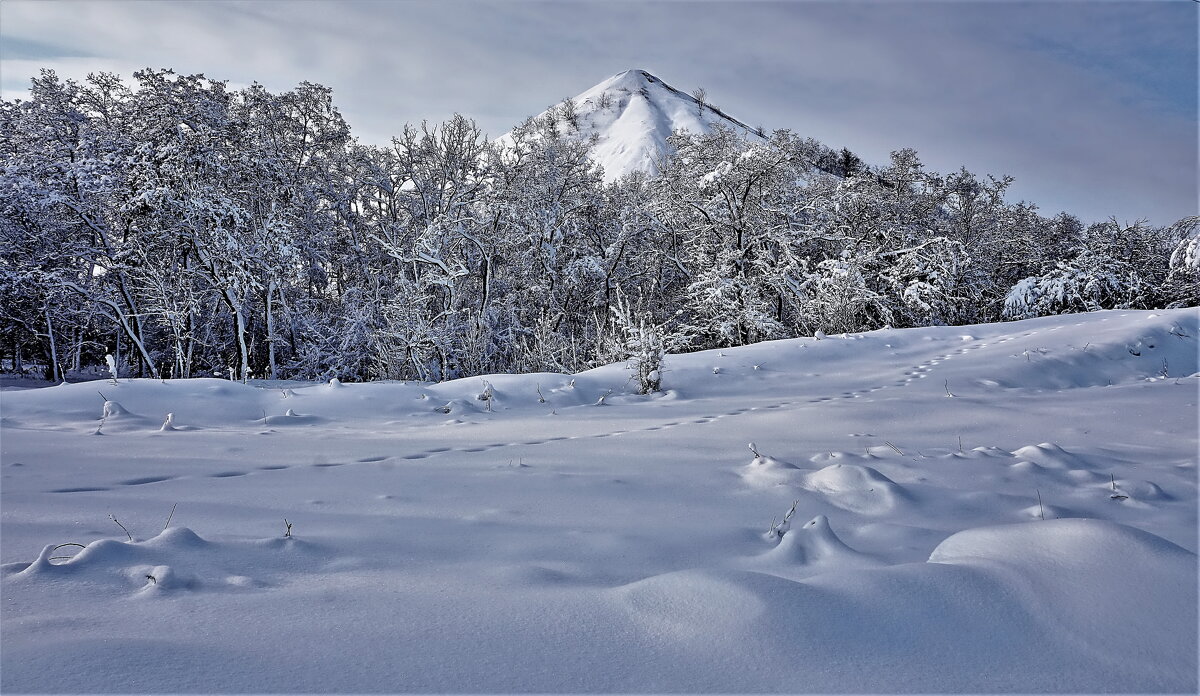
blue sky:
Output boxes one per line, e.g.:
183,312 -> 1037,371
2,0 -> 1195,225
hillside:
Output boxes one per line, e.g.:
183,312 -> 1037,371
515,68 -> 767,181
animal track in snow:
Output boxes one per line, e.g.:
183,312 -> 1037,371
119,475 -> 176,486
144,331 -> 1001,488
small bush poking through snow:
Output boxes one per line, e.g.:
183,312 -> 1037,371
607,291 -> 681,394
766,500 -> 799,540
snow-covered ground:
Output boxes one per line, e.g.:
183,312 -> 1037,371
2,308 -> 1196,693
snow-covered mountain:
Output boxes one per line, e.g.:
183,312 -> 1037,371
520,69 -> 767,181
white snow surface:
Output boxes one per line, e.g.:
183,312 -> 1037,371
505,69 -> 765,182
2,308 -> 1197,692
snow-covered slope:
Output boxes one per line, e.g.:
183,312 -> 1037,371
516,69 -> 766,181
2,308 -> 1197,692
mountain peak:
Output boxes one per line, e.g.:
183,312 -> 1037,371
600,69 -> 660,89
518,70 -> 765,182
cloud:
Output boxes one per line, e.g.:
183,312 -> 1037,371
2,0 -> 1194,224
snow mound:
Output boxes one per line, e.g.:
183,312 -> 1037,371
614,569 -> 768,642
1009,459 -> 1049,474
929,518 -> 1196,590
929,518 -> 1196,677
92,399 -> 156,433
747,454 -> 799,470
1011,442 -> 1088,469
740,451 -> 802,488
802,462 -> 910,514
1111,477 -> 1172,501
101,400 -> 132,418
759,515 -> 881,575
614,517 -> 1197,692
7,527 -> 329,597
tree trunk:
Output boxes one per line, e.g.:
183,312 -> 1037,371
265,281 -> 279,380
123,316 -> 157,378
222,287 -> 251,382
44,306 -> 60,383
72,326 -> 83,372
184,311 -> 195,379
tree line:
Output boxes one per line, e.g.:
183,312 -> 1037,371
2,70 -> 1196,383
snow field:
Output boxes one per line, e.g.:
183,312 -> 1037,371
1,308 -> 1197,692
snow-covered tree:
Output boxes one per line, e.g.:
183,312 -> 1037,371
0,67 -> 1182,383
1161,216 -> 1199,308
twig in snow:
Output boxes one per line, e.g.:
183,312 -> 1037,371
163,503 -> 178,531
49,542 -> 86,562
1110,474 -> 1128,500
110,514 -> 133,541
766,500 -> 799,539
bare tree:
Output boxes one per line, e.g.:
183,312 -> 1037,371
691,87 -> 708,117
559,97 -> 580,131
